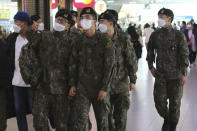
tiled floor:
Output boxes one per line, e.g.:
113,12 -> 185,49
6,47 -> 197,131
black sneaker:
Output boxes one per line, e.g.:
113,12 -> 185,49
162,119 -> 169,131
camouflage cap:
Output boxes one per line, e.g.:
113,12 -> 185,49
80,7 -> 97,19
158,8 -> 174,21
98,11 -> 116,23
56,9 -> 72,20
106,9 -> 118,22
55,9 -> 75,25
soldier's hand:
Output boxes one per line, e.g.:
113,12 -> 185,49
69,86 -> 76,97
97,90 -> 107,101
179,75 -> 186,86
150,67 -> 156,77
130,83 -> 135,91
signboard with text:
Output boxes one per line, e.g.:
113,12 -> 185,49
73,0 -> 95,9
0,9 -> 10,20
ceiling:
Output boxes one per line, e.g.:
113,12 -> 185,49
103,0 -> 197,12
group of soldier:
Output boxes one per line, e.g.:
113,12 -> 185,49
0,6 -> 189,131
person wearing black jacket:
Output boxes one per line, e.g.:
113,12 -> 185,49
6,11 -> 33,131
0,39 -> 9,131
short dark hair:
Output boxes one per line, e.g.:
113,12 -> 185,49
182,21 -> 186,26
144,23 -> 150,29
30,15 -> 40,25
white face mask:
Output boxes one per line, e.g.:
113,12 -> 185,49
158,18 -> 166,27
98,24 -> 108,33
187,24 -> 192,29
54,22 -> 65,32
38,23 -> 44,31
13,24 -> 21,33
80,19 -> 92,30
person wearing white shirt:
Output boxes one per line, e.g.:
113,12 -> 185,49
7,11 -> 32,131
143,23 -> 154,48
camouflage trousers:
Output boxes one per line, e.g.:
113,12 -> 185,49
32,87 -> 70,131
0,87 -> 6,131
109,91 -> 130,131
72,90 -> 110,131
154,76 -> 183,125
68,97 -> 78,131
68,97 -> 92,131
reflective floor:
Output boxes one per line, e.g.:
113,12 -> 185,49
126,47 -> 197,131
7,47 -> 197,131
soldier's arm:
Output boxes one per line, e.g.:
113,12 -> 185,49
20,30 -> 43,87
146,33 -> 156,69
101,38 -> 115,92
178,33 -> 189,76
69,40 -> 79,87
125,36 -> 138,84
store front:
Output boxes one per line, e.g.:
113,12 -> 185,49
0,0 -> 18,34
101,0 -> 197,30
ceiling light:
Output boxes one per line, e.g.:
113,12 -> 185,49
128,1 -> 136,4
107,0 -> 114,3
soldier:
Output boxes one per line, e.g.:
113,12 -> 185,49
68,7 -> 115,131
146,8 -> 189,131
69,9 -> 93,131
98,11 -> 138,131
46,9 -> 75,131
20,9 -> 75,131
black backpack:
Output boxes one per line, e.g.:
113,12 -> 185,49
133,40 -> 142,59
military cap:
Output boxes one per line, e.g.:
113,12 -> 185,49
106,9 -> 118,22
71,10 -> 78,17
55,9 -> 75,25
158,8 -> 174,21
98,11 -> 116,23
80,7 -> 97,19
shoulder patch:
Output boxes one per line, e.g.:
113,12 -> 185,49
105,42 -> 112,48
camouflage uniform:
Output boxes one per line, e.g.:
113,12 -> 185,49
67,28 -> 82,131
146,26 -> 189,126
21,30 -> 52,131
69,31 -> 115,131
109,29 -> 138,131
21,29 -> 72,131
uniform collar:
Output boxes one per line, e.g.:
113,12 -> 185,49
162,25 -> 173,31
112,28 -> 119,41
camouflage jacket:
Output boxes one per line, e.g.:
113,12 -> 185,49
146,26 -> 189,79
20,30 -> 55,92
69,31 -> 115,98
110,29 -> 138,94
19,41 -> 41,87
47,30 -> 81,94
